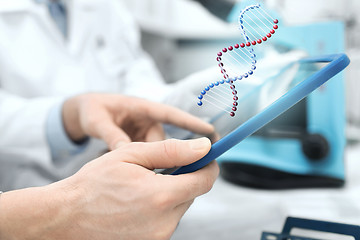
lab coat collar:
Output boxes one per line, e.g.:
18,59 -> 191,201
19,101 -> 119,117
0,0 -> 66,47
0,0 -> 97,13
0,0 -> 71,13
0,0 -> 100,56
0,0 -> 34,12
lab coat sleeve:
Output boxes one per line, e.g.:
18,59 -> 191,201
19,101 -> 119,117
0,89 -> 63,166
46,101 -> 90,163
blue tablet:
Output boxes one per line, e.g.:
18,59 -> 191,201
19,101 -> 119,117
170,53 -> 350,175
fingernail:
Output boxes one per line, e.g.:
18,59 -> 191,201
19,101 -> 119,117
190,137 -> 211,151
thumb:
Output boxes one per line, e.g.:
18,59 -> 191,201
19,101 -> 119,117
114,137 -> 212,170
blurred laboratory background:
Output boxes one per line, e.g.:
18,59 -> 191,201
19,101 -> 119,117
123,0 -> 360,138
121,0 -> 360,239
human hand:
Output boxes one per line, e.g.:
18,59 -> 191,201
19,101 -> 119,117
0,138 -> 219,240
62,93 -> 215,149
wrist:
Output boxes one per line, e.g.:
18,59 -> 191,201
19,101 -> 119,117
0,187 -> 53,239
62,97 -> 86,142
0,182 -> 82,240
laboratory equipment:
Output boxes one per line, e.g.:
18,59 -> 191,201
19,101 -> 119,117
217,21 -> 348,189
261,216 -> 360,240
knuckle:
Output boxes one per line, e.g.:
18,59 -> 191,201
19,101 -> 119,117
161,139 -> 179,160
152,192 -> 175,211
84,116 -> 99,127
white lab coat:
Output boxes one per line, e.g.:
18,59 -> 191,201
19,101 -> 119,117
0,0 -> 171,190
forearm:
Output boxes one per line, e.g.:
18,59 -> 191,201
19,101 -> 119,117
0,181 -> 80,240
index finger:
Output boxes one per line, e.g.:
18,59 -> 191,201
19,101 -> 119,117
134,99 -> 214,136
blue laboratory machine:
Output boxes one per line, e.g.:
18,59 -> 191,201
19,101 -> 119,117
218,22 -> 348,188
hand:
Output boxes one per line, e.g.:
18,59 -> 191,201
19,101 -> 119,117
0,138 -> 219,240
62,93 -> 215,149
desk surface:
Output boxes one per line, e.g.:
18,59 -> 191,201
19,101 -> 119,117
172,143 -> 360,240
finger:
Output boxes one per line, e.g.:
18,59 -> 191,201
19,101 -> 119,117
160,161 -> 219,203
114,137 -> 212,169
145,123 -> 165,142
134,99 -> 214,135
94,121 -> 131,150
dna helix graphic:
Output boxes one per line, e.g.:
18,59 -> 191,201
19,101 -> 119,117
197,4 -> 279,117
